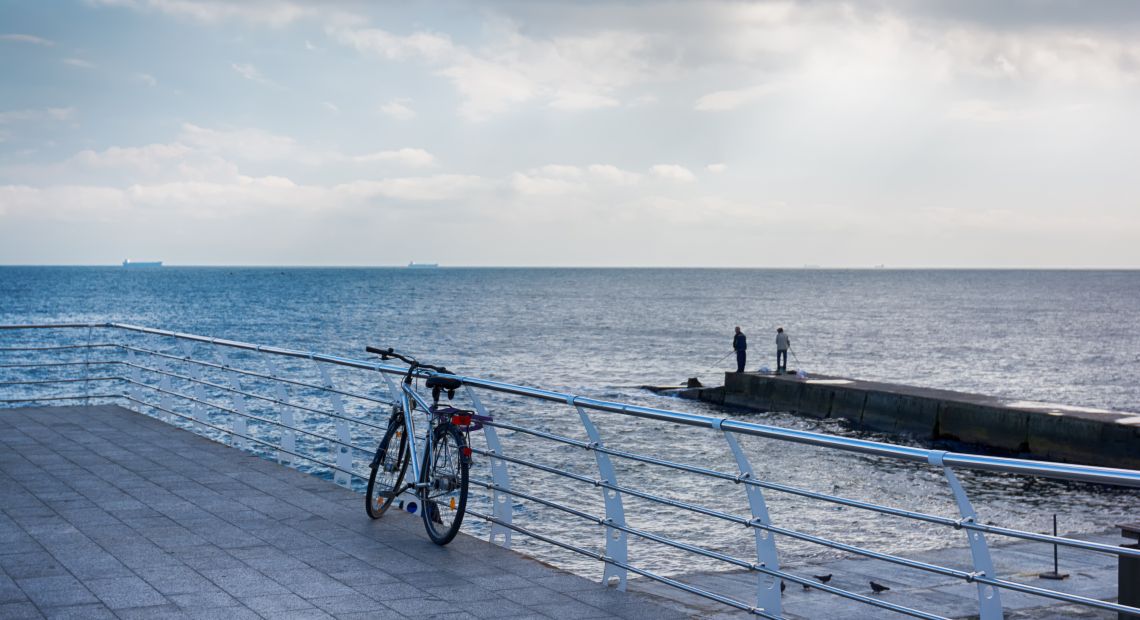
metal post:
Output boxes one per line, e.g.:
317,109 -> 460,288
379,371 -> 422,483
716,421 -> 782,616
215,347 -> 249,449
263,354 -> 296,465
573,399 -> 628,590
157,350 -> 175,424
317,362 -> 352,487
930,452 -> 1003,619
126,348 -> 143,410
178,340 -> 209,432
465,385 -> 512,548
82,325 -> 93,405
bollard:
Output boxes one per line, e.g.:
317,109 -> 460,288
1121,522 -> 1140,620
1039,514 -> 1068,580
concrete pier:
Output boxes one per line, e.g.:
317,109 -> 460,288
681,372 -> 1140,469
0,405 -> 688,619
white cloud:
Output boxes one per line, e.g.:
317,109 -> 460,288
706,163 -> 727,174
695,83 -> 779,111
0,107 -> 76,124
336,174 -> 492,202
946,99 -> 1030,123
0,34 -> 54,46
332,20 -> 665,120
231,62 -> 275,86
134,72 -> 158,86
379,99 -> 416,120
63,58 -> 95,69
353,148 -> 435,168
178,123 -> 300,161
650,164 -> 696,182
322,101 -> 340,114
87,0 -> 320,28
586,164 -> 640,185
328,25 -> 455,62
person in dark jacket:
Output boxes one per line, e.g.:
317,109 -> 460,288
776,327 -> 790,374
733,326 -> 747,373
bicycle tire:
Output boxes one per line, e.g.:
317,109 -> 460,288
365,417 -> 409,519
420,424 -> 469,545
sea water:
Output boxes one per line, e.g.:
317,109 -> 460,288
1,266 -> 1137,576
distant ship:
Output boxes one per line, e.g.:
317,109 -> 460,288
122,260 -> 163,268
407,262 -> 439,269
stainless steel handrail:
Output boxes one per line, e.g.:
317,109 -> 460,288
2,322 -> 1138,620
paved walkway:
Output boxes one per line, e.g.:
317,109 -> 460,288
0,405 -> 688,619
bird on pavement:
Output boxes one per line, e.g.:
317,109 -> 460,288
870,581 -> 891,594
803,573 -> 833,590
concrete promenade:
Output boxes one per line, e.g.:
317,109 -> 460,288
0,405 -> 687,619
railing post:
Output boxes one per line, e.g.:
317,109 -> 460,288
317,362 -> 352,487
215,347 -> 249,450
82,325 -> 93,405
465,385 -> 512,548
126,348 -> 143,409
178,341 -> 209,432
157,350 -> 175,424
930,451 -> 1003,620
263,354 -> 296,465
717,421 -> 782,616
573,399 -> 628,590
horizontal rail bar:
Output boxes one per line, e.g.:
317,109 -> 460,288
0,377 -> 118,386
122,395 -> 365,481
0,343 -> 117,352
122,379 -> 376,456
0,360 -> 120,369
469,476 -> 944,619
486,418 -> 1140,560
122,361 -> 389,433
0,324 -> 110,330
119,344 -> 394,408
0,394 -> 120,404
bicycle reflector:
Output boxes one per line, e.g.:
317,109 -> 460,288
405,501 -> 418,514
461,446 -> 472,458
451,414 -> 471,427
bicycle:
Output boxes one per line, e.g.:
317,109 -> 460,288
363,346 -> 488,545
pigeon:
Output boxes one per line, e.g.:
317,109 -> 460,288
804,573 -> 833,590
870,581 -> 890,594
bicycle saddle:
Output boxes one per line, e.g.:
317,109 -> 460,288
425,376 -> 462,390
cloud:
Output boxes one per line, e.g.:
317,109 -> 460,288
331,19 -> 666,120
649,164 -> 696,182
706,163 -> 727,173
353,148 -> 435,167
0,107 -> 77,124
695,83 -> 779,111
63,58 -> 96,69
86,0 -> 321,28
231,62 -> 275,86
321,101 -> 340,114
336,174 -> 493,202
134,72 -> 158,86
178,123 -> 300,161
0,34 -> 54,46
379,99 -> 416,120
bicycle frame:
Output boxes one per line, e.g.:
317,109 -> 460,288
378,369 -> 439,495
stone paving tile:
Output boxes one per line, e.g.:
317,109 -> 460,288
1,407 -> 692,620
40,603 -> 117,619
84,575 -> 169,610
0,600 -> 45,619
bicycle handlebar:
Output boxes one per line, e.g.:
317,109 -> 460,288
365,345 -> 449,374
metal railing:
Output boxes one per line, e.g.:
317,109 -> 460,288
2,322 -> 1138,620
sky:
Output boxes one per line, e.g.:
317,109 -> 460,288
1,0 -> 1138,267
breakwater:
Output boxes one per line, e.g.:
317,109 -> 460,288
674,372 -> 1140,469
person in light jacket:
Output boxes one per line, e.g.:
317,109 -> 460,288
732,326 -> 747,373
776,327 -> 790,374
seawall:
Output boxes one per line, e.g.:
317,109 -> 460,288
678,372 -> 1140,470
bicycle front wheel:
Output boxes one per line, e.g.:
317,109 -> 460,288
366,417 -> 408,519
420,425 -> 469,545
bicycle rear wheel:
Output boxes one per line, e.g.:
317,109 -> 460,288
420,425 -> 469,545
366,417 -> 408,519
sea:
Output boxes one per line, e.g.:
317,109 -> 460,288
1,266 -> 1138,577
